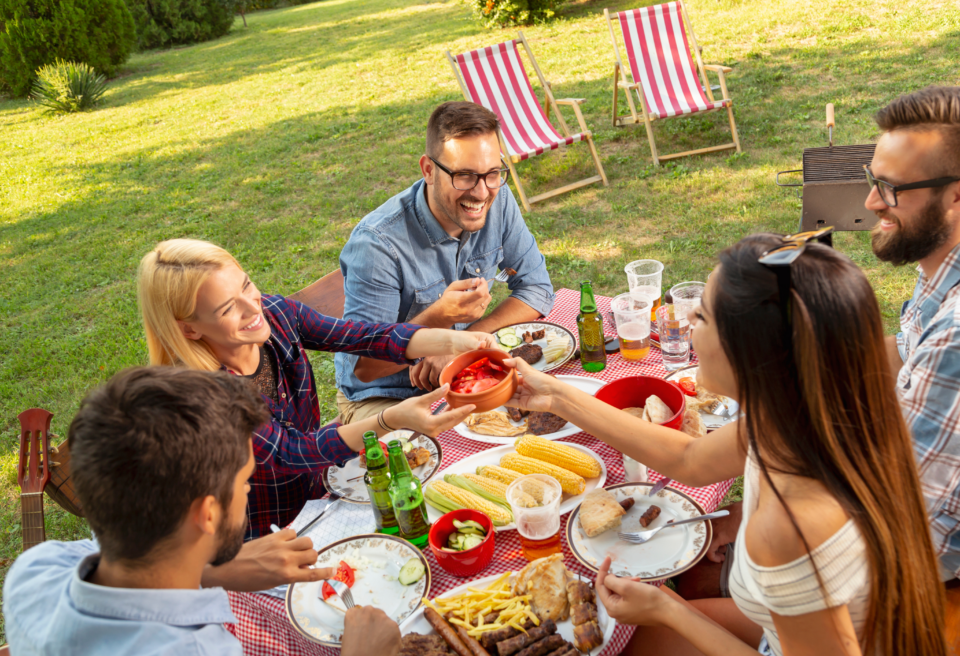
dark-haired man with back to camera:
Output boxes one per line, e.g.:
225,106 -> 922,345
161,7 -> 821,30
1,367 -> 401,656
335,101 -> 555,423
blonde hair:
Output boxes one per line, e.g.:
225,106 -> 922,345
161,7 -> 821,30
138,239 -> 242,370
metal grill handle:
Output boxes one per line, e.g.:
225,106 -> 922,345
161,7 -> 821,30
826,103 -> 835,147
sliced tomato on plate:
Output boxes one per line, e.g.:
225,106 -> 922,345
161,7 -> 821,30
321,581 -> 337,601
335,560 -> 356,588
677,378 -> 697,396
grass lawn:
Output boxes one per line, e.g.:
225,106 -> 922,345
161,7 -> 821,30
1,0 -> 958,637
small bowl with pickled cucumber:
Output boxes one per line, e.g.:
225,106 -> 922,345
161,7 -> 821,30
428,509 -> 496,578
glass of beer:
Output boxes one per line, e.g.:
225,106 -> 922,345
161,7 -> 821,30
506,475 -> 563,561
624,260 -> 664,322
610,292 -> 652,362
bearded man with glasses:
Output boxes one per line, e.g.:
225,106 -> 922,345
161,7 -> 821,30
868,87 -> 960,598
335,101 -> 554,423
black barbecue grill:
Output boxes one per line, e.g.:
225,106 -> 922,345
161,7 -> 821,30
776,104 -> 877,235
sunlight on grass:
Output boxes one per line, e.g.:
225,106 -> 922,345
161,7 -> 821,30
1,0 -> 958,636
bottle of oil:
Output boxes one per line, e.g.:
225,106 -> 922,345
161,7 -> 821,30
362,431 -> 398,535
577,280 -> 606,372
387,440 -> 431,547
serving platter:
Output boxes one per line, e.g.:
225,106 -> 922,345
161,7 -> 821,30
494,321 -> 576,372
286,533 -> 431,646
424,442 -> 607,531
323,430 -> 443,504
566,482 -> 712,581
664,365 -> 740,430
399,571 -> 615,650
453,375 -> 605,445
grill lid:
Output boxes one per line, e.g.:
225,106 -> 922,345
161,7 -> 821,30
803,144 -> 876,183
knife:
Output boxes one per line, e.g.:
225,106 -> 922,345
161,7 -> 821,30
295,494 -> 342,537
649,477 -> 672,497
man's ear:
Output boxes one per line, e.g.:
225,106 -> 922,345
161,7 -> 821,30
191,495 -> 220,537
419,154 -> 435,185
178,320 -> 202,341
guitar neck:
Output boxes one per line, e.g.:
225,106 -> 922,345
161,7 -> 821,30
21,492 -> 45,550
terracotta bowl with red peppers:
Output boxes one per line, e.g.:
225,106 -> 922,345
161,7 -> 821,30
439,349 -> 518,414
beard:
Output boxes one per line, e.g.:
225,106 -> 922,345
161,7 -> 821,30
210,511 -> 247,567
871,194 -> 951,266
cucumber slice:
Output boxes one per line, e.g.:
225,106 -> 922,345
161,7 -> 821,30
463,534 -> 484,550
497,327 -> 517,338
398,558 -> 425,585
460,520 -> 486,532
499,333 -> 522,348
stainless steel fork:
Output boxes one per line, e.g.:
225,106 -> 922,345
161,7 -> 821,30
319,578 -> 356,609
618,509 -> 729,545
492,269 -> 513,284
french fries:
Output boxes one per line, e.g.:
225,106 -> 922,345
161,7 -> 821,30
423,573 -> 540,637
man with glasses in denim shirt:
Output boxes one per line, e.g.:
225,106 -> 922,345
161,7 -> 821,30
866,86 -> 960,590
335,101 -> 554,422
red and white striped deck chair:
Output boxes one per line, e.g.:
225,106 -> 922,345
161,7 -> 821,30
604,2 -> 742,165
446,32 -> 607,212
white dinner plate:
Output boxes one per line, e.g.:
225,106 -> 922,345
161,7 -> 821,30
399,571 -> 615,650
285,534 -> 431,646
424,442 -> 607,531
494,321 -> 577,372
664,365 -> 740,429
566,482 -> 712,581
453,375 -> 605,445
323,430 -> 443,504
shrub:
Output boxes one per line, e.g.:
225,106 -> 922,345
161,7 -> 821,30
31,59 -> 107,113
465,0 -> 564,28
126,0 -> 234,50
0,0 -> 135,96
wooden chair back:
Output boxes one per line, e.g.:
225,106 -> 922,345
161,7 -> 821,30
287,269 -> 346,319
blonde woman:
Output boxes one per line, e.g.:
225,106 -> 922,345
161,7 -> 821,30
139,239 -> 492,538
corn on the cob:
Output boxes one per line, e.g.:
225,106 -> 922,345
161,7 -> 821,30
477,465 -> 546,503
515,434 -> 602,478
458,473 -> 539,508
426,480 -> 513,525
461,473 -> 508,500
499,453 -> 585,495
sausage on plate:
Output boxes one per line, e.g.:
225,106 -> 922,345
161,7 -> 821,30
424,607 -> 472,656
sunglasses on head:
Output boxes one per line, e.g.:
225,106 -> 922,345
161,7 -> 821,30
758,226 -> 834,328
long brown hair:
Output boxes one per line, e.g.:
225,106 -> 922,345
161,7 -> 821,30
714,235 -> 946,655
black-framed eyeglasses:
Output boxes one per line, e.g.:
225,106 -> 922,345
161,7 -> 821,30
429,156 -> 510,191
759,226 -> 834,329
864,165 -> 960,208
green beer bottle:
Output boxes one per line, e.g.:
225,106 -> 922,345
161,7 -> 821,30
362,431 -> 398,535
386,440 -> 431,548
577,280 -> 606,372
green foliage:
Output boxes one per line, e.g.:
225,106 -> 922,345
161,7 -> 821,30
126,0 -> 235,50
464,0 -> 563,28
0,0 -> 135,96
31,59 -> 107,113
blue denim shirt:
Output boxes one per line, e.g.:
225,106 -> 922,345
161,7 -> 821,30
3,540 -> 241,656
335,179 -> 554,401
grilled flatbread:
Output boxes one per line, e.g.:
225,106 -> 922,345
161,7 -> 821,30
579,489 -> 625,537
642,395 -> 673,424
464,411 -> 527,437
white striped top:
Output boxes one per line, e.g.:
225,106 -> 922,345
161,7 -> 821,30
728,454 -> 872,656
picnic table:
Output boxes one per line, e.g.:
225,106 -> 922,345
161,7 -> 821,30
226,288 -> 734,656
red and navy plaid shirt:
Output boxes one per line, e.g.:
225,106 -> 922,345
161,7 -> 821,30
228,294 -> 419,539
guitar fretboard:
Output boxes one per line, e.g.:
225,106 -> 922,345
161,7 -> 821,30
21,493 -> 45,551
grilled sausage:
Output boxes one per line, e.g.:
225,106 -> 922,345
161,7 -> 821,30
515,635 -> 566,656
496,620 -> 557,656
619,497 -> 636,512
456,625 -> 492,656
425,607 -> 473,656
639,504 -> 661,528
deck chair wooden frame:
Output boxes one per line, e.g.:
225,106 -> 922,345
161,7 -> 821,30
287,269 -> 345,319
604,2 -> 741,166
446,32 -> 608,212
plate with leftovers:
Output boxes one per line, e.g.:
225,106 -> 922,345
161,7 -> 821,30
399,557 -> 614,654
285,533 -> 431,646
566,482 -> 712,580
423,439 -> 607,531
492,322 -> 577,373
323,430 -> 442,504
453,375 -> 605,445
664,365 -> 740,430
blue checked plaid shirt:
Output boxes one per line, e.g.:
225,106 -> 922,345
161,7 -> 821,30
230,294 -> 419,540
897,243 -> 960,580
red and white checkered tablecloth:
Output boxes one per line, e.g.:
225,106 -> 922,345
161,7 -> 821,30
226,288 -> 733,656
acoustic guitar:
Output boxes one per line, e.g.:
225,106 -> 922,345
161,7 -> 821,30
17,409 -> 53,551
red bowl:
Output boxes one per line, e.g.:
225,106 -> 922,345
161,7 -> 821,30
439,349 -> 518,413
428,509 -> 496,578
594,376 -> 686,430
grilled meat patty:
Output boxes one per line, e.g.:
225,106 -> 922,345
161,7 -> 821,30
510,343 -> 543,365
526,411 -> 567,435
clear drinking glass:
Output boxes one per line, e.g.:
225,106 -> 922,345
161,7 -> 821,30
622,454 -> 649,483
506,475 -> 563,561
624,260 -> 664,322
670,282 -> 705,346
610,292 -> 652,362
656,304 -> 691,371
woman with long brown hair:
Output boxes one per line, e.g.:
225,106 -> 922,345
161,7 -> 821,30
506,234 -> 947,655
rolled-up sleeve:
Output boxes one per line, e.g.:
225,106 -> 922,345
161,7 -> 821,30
497,187 -> 555,317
